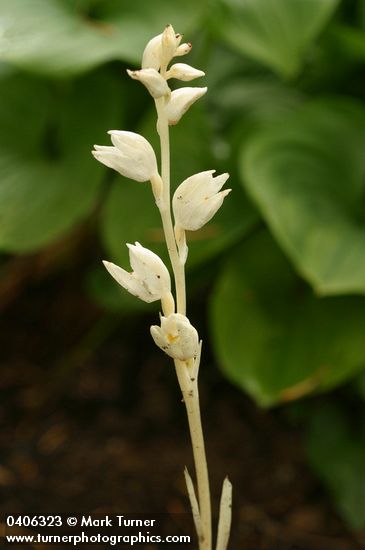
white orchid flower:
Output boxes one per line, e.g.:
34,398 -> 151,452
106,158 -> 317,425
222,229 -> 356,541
92,131 -> 158,182
150,313 -> 199,361
103,242 -> 171,304
127,68 -> 170,99
173,170 -> 231,231
166,87 -> 207,126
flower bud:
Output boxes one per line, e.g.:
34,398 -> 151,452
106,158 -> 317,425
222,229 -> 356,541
161,24 -> 178,66
150,314 -> 199,361
166,87 -> 207,126
127,68 -> 170,98
166,63 -> 205,81
173,170 -> 231,231
103,242 -> 171,303
142,33 -> 163,70
92,131 -> 158,182
175,42 -> 192,57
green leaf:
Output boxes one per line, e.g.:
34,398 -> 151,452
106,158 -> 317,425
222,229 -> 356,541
0,69 -> 121,252
306,403 -> 365,530
217,0 -> 339,78
212,76 -> 303,122
242,99 -> 365,296
354,371 -> 365,402
210,231 -> 365,406
0,0 -> 207,77
101,106 -> 256,274
329,24 -> 365,62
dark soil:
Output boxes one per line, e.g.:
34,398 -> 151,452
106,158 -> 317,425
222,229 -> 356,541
1,238 -> 364,549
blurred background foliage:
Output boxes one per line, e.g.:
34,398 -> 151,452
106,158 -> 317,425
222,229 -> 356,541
1,0 -> 365,532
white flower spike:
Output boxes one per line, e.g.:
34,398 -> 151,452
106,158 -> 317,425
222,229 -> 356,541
103,242 -> 171,304
173,170 -> 231,231
150,313 -> 199,361
92,131 -> 158,183
166,63 -> 205,82
166,87 -> 207,126
92,23 -> 233,549
127,68 -> 170,99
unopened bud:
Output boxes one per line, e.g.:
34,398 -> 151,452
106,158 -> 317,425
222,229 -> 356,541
142,33 -> 163,70
175,42 -> 192,57
127,68 -> 170,98
161,24 -> 178,65
166,63 -> 205,81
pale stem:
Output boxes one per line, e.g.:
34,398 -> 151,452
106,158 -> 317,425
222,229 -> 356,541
175,359 -> 212,550
154,94 -> 186,315
154,69 -> 212,549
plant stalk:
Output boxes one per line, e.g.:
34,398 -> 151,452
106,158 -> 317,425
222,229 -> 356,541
175,359 -> 212,550
155,88 -> 212,549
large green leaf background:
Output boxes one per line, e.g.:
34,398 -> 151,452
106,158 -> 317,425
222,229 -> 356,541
211,232 -> 365,407
0,69 -> 122,252
216,0 -> 340,78
242,99 -> 365,296
305,403 -> 365,530
0,0 -> 206,77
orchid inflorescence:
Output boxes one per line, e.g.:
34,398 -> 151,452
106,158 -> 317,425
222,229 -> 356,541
92,24 -> 232,550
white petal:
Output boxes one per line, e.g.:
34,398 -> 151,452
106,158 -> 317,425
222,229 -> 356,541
161,24 -> 178,65
108,130 -> 155,158
166,63 -> 205,81
127,68 -> 170,98
173,171 -> 231,230
127,242 -> 171,296
174,186 -> 231,231
173,171 -> 216,204
185,190 -> 232,231
142,33 -> 163,70
92,144 -> 150,182
102,261 -> 151,302
92,147 -> 124,172
150,325 -> 167,350
166,87 -> 207,125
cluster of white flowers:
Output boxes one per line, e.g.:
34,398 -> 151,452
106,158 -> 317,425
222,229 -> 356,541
92,24 -> 231,365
